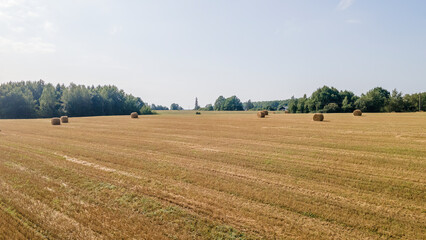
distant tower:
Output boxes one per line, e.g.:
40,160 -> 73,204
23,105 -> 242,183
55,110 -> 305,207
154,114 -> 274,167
194,97 -> 200,110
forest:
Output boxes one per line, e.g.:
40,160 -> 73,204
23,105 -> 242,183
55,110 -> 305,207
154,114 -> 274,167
282,86 -> 425,113
198,86 -> 424,113
0,81 -> 425,119
0,80 -> 144,119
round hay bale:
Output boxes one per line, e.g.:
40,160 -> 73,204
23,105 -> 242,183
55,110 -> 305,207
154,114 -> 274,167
263,110 -> 269,115
257,111 -> 265,118
284,110 -> 289,114
130,112 -> 138,118
313,113 -> 324,121
51,118 -> 61,125
195,112 -> 201,115
353,109 -> 362,116
60,116 -> 69,123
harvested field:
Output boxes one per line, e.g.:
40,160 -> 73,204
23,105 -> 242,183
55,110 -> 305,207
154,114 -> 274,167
0,112 -> 425,239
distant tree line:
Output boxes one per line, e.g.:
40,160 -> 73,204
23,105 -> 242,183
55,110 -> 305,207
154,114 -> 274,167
284,86 -> 425,113
198,86 -> 425,113
150,104 -> 169,110
170,103 -> 184,110
1,81 -> 424,119
199,104 -> 214,111
0,80 -> 147,119
243,100 -> 290,111
194,96 -> 244,111
206,97 -> 288,111
213,96 -> 244,111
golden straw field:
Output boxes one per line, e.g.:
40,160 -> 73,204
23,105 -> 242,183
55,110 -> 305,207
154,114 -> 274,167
0,112 -> 425,239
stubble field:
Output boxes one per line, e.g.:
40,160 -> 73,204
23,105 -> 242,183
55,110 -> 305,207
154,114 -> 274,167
0,111 -> 425,239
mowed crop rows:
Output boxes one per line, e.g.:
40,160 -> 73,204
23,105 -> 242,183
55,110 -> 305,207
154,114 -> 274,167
0,112 -> 425,239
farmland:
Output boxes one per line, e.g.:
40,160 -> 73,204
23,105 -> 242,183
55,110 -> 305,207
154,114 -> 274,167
0,112 -> 425,239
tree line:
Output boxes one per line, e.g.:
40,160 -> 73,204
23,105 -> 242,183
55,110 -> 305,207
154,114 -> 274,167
196,96 -> 290,111
0,80 -> 146,119
284,86 -> 425,113
244,100 -> 290,111
1,81 -> 424,119
194,95 -> 245,111
197,86 -> 425,112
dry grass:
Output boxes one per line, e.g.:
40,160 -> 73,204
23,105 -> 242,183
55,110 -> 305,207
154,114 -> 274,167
0,112 -> 425,239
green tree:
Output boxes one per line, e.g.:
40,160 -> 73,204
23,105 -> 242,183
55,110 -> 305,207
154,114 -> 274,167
308,86 -> 340,112
38,83 -> 60,117
151,104 -> 169,110
402,92 -> 426,112
323,103 -> 339,113
123,95 -> 144,114
194,97 -> 200,110
250,100 -> 285,111
214,96 -> 226,111
386,89 -> 404,112
98,85 -> 126,115
170,103 -> 183,110
223,96 -> 244,111
26,79 -> 45,108
296,94 -> 308,113
244,100 -> 254,110
355,87 -> 390,112
204,104 -> 214,111
288,96 -> 298,113
0,87 -> 36,119
61,83 -> 92,116
140,105 -> 154,115
341,96 -> 353,112
339,90 -> 358,111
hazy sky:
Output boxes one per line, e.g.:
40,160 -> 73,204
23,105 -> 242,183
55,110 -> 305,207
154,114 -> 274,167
1,0 -> 425,108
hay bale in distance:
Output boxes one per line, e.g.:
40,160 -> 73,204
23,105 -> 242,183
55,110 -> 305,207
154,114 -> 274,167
60,116 -> 69,123
195,112 -> 201,115
284,110 -> 289,114
313,113 -> 324,121
257,111 -> 265,118
130,112 -> 138,118
353,109 -> 362,116
51,118 -> 61,125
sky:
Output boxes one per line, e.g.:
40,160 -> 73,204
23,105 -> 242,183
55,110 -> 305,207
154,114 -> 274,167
0,0 -> 425,108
